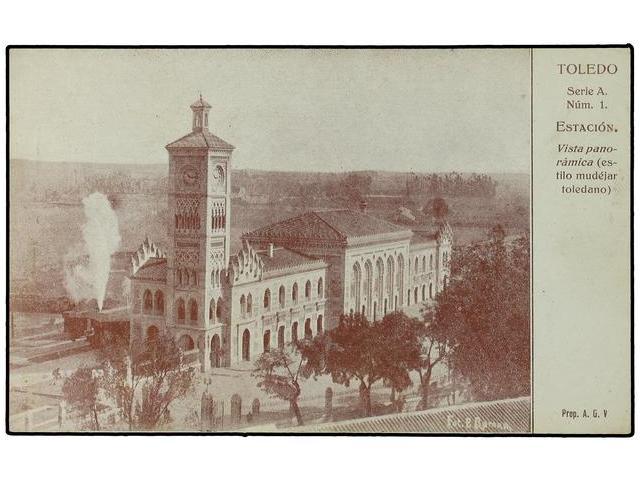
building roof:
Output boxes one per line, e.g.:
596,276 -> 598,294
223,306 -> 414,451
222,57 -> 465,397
131,257 -> 167,282
166,130 -> 235,151
283,396 -> 530,434
257,247 -> 326,278
410,229 -> 439,246
243,209 -> 412,246
410,220 -> 454,247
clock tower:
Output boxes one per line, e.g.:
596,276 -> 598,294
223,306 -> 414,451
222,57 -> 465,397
165,95 -> 234,370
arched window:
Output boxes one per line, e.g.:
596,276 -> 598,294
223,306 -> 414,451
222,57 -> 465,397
263,330 -> 271,353
386,256 -> 395,301
430,253 -> 434,270
292,283 -> 298,304
216,297 -> 223,321
414,257 -> 419,274
364,261 -> 373,317
278,326 -> 285,350
305,280 -> 311,300
429,283 -> 433,299
375,258 -> 384,302
422,256 -> 426,273
240,294 -> 246,315
279,285 -> 286,308
263,289 -> 271,310
407,289 -> 411,305
146,325 -> 159,342
422,284 -> 426,301
177,298 -> 185,323
317,278 -> 324,298
242,329 -> 250,361
291,322 -> 298,343
209,298 -> 215,322
189,299 -> 198,323
154,290 -> 164,315
304,318 -> 312,339
316,315 -> 323,335
352,262 -> 362,311
414,287 -> 418,304
178,334 -> 194,351
247,293 -> 252,315
215,166 -> 224,184
396,255 -> 404,306
211,335 -> 221,368
143,290 -> 153,313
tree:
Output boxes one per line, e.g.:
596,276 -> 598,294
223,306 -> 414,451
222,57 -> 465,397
99,334 -> 137,429
253,345 -> 316,426
423,197 -> 449,220
305,312 -> 421,417
414,318 -> 450,410
434,227 -> 530,401
99,333 -> 195,430
134,335 -> 195,430
62,366 -> 101,431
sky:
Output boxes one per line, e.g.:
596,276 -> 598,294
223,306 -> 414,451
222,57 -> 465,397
9,48 -> 530,173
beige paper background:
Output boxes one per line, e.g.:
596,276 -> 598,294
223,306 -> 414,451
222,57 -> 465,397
532,47 -> 631,434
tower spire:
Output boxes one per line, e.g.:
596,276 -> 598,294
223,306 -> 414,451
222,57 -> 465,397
190,94 -> 211,133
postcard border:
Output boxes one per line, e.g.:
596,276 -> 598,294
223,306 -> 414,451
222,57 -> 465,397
4,44 -> 634,437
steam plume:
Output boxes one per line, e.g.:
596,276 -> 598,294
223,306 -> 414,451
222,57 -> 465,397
64,192 -> 121,310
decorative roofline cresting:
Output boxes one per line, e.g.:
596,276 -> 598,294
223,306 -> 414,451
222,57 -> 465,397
229,240 -> 264,285
130,236 -> 166,276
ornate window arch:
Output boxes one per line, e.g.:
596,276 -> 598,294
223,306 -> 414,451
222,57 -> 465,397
279,285 -> 286,308
292,283 -> 298,304
364,260 -> 373,317
177,298 -> 186,323
154,290 -> 164,315
263,289 -> 271,310
240,294 -> 246,316
189,299 -> 198,323
317,277 -> 324,298
143,289 -> 153,313
209,298 -> 216,322
396,254 -> 404,306
263,330 -> 271,353
375,257 -> 384,302
351,262 -> 362,312
216,297 -> 223,320
386,256 -> 395,300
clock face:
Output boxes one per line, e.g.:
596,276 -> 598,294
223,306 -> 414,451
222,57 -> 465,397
212,165 -> 224,180
181,166 -> 198,187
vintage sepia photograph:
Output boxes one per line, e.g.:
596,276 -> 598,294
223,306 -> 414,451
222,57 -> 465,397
8,48 -> 532,433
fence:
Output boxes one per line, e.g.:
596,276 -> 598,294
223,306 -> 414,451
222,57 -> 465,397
9,404 -> 64,432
